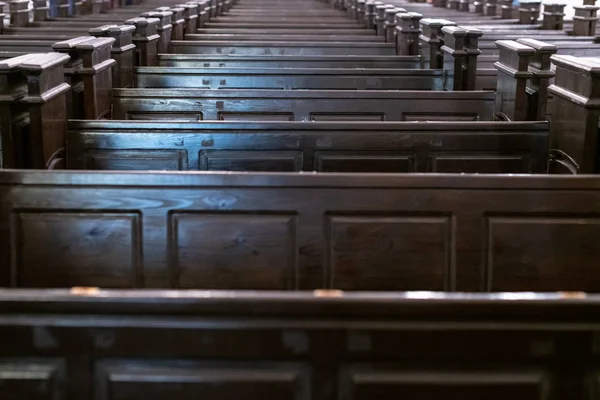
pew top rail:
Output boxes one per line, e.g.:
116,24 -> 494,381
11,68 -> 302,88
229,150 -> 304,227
0,289 -> 595,319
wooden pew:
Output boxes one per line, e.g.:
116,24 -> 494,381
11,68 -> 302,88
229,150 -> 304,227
66,120 -> 549,173
0,289 -> 596,399
133,66 -> 446,90
168,40 -> 396,56
2,171 -> 600,291
157,54 -> 423,68
184,33 -> 386,41
112,88 -> 495,121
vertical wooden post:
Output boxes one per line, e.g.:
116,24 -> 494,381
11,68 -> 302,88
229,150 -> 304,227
420,18 -> 456,69
463,27 -> 482,90
125,17 -> 160,67
516,38 -> 557,121
548,55 -> 600,173
384,8 -> 398,43
440,26 -> 467,90
498,0 -> 512,18
395,12 -> 422,56
375,4 -> 392,37
177,3 -> 198,36
89,24 -> 136,89
157,7 -> 184,40
19,53 -> 71,169
573,5 -> 599,36
140,10 -> 173,54
33,0 -> 49,20
542,3 -> 565,29
9,0 -> 29,27
483,0 -> 497,16
365,1 -> 376,30
494,40 -> 535,121
76,37 -> 116,119
356,0 -> 366,24
518,0 -> 541,24
0,54 -> 33,168
52,37 -> 90,120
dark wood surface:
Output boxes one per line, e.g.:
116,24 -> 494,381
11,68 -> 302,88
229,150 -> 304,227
112,89 -> 496,121
133,66 -> 445,90
66,120 -> 550,173
2,171 -> 600,291
156,54 -> 422,68
169,40 -> 396,55
0,289 -> 597,400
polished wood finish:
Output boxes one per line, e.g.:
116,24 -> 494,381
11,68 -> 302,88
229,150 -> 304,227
2,172 -> 600,291
0,289 -> 596,399
156,54 -> 422,69
66,120 -> 549,173
112,89 -> 496,121
134,66 -> 446,90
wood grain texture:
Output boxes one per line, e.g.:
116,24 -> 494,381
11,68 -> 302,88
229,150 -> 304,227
0,290 -> 596,399
1,171 -> 600,291
66,120 -> 550,174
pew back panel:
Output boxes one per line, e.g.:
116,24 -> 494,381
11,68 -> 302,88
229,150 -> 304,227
112,89 -> 496,121
66,120 -> 549,173
156,54 -> 422,69
133,67 -> 444,90
1,172 -> 600,292
169,40 -> 396,56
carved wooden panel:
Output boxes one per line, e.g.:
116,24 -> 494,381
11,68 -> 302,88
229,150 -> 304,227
84,150 -> 188,171
125,113 -> 203,121
402,113 -> 480,122
314,152 -> 415,173
339,365 -> 551,400
309,113 -> 385,122
0,359 -> 65,400
430,154 -> 531,173
95,360 -> 311,400
169,212 -> 298,289
10,211 -> 142,288
485,215 -> 600,291
326,215 -> 454,290
217,112 -> 294,121
199,150 -> 303,171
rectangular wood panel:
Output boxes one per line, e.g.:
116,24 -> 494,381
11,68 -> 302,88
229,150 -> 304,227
326,215 -> 454,290
84,150 -> 189,171
485,215 -> 600,291
0,359 -> 65,400
339,366 -> 550,400
95,360 -> 311,400
314,152 -> 415,173
10,211 -> 142,288
430,154 -> 531,173
199,150 -> 303,171
168,212 -> 298,289
125,113 -> 203,121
